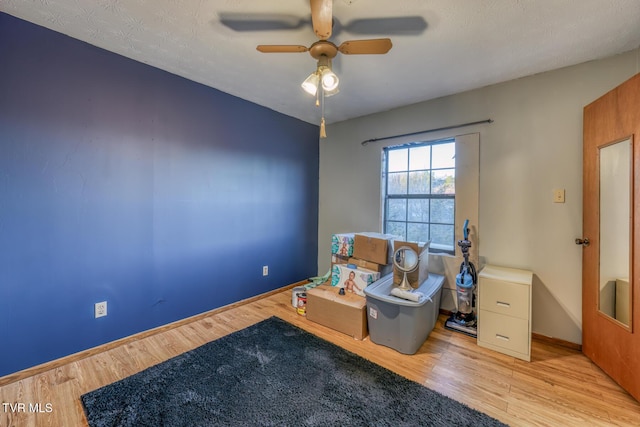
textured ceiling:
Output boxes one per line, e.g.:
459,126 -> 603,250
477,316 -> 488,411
2,0 -> 640,125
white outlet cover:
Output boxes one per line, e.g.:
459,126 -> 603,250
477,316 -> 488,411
95,301 -> 107,318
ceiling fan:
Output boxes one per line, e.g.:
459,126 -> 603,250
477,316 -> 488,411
221,0 -> 424,137
256,0 -> 393,60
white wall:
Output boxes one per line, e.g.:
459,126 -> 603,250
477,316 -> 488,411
318,48 -> 640,345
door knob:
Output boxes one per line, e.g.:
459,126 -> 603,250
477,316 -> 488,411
575,238 -> 590,247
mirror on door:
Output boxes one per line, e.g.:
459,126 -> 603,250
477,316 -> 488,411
598,137 -> 632,328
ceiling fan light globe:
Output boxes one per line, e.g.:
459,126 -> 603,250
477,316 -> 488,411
301,72 -> 320,96
324,87 -> 339,97
321,69 -> 339,91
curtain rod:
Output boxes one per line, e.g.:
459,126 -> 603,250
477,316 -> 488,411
360,119 -> 493,146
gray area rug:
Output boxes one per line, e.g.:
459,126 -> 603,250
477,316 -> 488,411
81,316 -> 507,426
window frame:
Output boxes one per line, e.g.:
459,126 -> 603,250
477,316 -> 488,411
382,138 -> 456,255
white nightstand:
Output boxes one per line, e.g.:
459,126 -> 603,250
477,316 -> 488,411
477,265 -> 533,361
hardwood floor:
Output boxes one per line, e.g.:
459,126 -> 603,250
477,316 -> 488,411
1,286 -> 639,426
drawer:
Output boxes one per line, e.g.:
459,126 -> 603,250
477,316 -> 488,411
479,277 -> 529,320
478,310 -> 529,355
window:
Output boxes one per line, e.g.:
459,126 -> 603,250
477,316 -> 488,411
383,139 -> 456,254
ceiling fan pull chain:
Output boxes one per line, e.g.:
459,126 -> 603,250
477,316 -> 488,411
320,87 -> 327,138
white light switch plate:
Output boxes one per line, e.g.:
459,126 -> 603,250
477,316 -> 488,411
553,189 -> 565,203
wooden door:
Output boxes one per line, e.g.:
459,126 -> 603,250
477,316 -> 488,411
582,73 -> 640,402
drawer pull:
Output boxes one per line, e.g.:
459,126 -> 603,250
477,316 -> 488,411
496,301 -> 511,308
496,334 -> 510,341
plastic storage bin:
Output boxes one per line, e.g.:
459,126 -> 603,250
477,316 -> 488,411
364,273 -> 445,354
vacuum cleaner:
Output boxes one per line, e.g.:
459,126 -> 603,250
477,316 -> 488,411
444,219 -> 478,337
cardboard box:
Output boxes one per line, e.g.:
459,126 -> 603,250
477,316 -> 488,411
331,233 -> 355,257
331,264 -> 381,297
392,240 -> 430,289
352,232 -> 398,265
306,284 -> 368,340
348,257 -> 381,271
348,257 -> 394,277
331,254 -> 350,266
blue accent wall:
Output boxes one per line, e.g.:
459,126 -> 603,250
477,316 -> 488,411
0,13 -> 319,377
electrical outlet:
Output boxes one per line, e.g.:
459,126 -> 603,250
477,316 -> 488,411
95,301 -> 107,318
262,265 -> 269,276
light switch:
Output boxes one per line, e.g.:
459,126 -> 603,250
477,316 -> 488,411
553,189 -> 565,203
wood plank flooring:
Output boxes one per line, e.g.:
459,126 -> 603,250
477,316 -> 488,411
1,287 -> 639,426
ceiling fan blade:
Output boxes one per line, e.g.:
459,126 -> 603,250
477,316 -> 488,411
338,38 -> 392,55
310,0 -> 333,39
219,13 -> 308,32
256,45 -> 309,53
343,16 -> 427,36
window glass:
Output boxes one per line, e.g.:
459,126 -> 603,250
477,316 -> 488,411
432,143 -> 455,169
387,172 -> 408,194
387,199 -> 407,221
383,140 -> 455,254
409,146 -> 430,170
407,199 -> 429,222
408,171 -> 429,194
430,199 -> 454,223
431,169 -> 455,194
407,223 -> 430,243
430,224 -> 454,247
388,148 -> 408,172
385,221 -> 406,240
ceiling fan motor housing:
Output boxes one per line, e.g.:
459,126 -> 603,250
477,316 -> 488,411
309,40 -> 338,59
